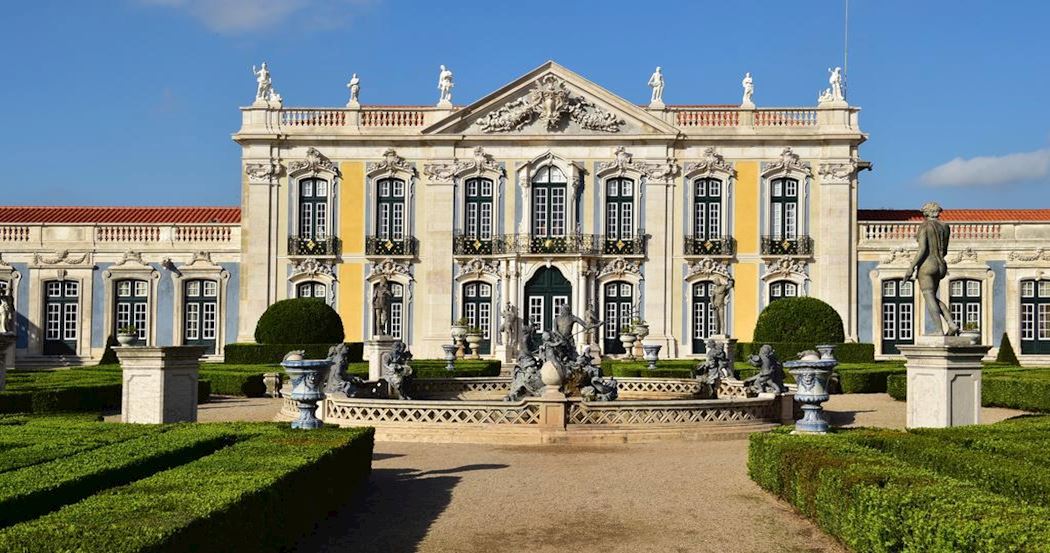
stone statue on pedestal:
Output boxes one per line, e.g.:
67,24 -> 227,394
371,277 -> 393,337
253,63 -> 272,101
741,72 -> 754,107
648,67 -> 664,106
325,342 -> 387,398
347,73 -> 360,105
500,302 -> 521,361
828,67 -> 844,100
584,301 -> 600,345
0,295 -> 13,335
693,338 -> 730,398
906,202 -> 959,336
711,278 -> 733,336
744,344 -> 787,394
437,65 -> 454,105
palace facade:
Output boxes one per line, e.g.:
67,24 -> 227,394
1,61 -> 1048,366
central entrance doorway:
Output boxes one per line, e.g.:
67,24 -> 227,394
524,267 -> 571,333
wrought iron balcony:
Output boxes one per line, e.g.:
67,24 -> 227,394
602,232 -> 647,256
365,235 -> 418,257
288,235 -> 340,256
453,233 -> 494,255
760,235 -> 813,256
684,236 -> 735,256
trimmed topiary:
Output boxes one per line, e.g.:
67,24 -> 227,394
97,336 -> 119,366
997,332 -> 1020,366
253,298 -> 344,345
753,297 -> 844,344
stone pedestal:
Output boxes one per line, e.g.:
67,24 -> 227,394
0,333 -> 14,392
365,336 -> 397,381
115,346 -> 204,424
710,335 -> 737,367
898,336 -> 990,429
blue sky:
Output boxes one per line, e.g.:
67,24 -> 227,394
0,0 -> 1047,209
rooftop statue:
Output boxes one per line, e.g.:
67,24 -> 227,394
347,73 -> 360,105
437,64 -> 454,106
648,66 -> 664,106
906,202 -> 959,336
828,66 -> 844,100
741,72 -> 754,107
253,62 -> 272,101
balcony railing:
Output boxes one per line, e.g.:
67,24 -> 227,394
453,233 -> 494,255
684,236 -> 735,256
860,222 -> 1003,241
761,235 -> 814,256
288,235 -> 340,256
365,235 -> 418,257
451,233 -> 648,256
602,233 -> 647,256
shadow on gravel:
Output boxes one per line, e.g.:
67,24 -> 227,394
296,463 -> 508,553
825,409 -> 875,426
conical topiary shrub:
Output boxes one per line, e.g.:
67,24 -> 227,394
996,332 -> 1020,366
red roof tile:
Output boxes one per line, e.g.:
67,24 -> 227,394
0,206 -> 240,224
859,209 -> 1050,223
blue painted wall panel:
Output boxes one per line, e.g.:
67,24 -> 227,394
857,261 -> 877,343
221,263 -> 240,346
13,263 -> 28,349
154,264 -> 173,347
91,264 -> 109,348
989,261 -> 1006,346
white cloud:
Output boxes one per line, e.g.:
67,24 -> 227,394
139,0 -> 364,34
920,148 -> 1050,187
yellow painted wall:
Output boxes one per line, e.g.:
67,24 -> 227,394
338,161 -> 366,341
734,161 -> 759,254
733,262 -> 759,341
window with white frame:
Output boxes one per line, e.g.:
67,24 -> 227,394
43,280 -> 79,355
881,278 -> 914,354
464,178 -> 493,239
531,165 -> 567,237
376,178 -> 406,240
114,279 -> 148,342
949,279 -> 982,333
183,279 -> 218,354
605,178 -> 634,240
768,280 -> 798,302
389,282 -> 404,340
298,178 -> 329,239
462,281 -> 492,354
1021,279 -> 1050,354
694,178 -> 722,240
770,178 -> 798,240
296,281 -> 327,299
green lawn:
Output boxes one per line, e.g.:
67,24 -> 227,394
750,416 -> 1050,552
0,415 -> 373,553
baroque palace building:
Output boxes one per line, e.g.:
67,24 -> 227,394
1,61 -> 1049,366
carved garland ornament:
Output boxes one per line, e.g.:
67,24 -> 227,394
291,258 -> 336,279
367,148 -> 415,176
686,258 -> 731,280
475,74 -> 625,133
946,247 -> 979,264
598,257 -> 642,279
763,147 -> 810,175
458,258 -> 500,278
881,247 -> 914,265
597,147 -> 680,181
424,146 -> 505,183
370,258 -> 413,280
818,161 -> 857,182
1008,248 -> 1050,262
764,257 -> 808,278
33,250 -> 89,266
114,250 -> 146,267
684,147 -> 734,176
288,147 -> 337,176
245,161 -> 281,184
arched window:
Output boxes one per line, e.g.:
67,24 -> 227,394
693,178 -> 722,240
296,281 -> 327,299
770,178 -> 798,240
949,279 -> 981,333
768,280 -> 798,303
114,279 -> 148,343
184,279 -> 218,354
605,178 -> 634,241
1021,279 -> 1050,354
531,166 -> 567,237
603,281 -> 634,354
43,280 -> 78,355
464,178 -> 493,239
881,278 -> 914,355
376,178 -> 405,240
462,281 -> 492,354
298,178 -> 329,239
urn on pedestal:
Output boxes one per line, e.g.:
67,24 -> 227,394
642,344 -> 662,370
784,351 -> 835,434
281,356 -> 333,429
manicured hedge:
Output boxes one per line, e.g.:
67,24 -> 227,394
224,342 -> 356,364
330,360 -> 502,380
0,423 -> 375,553
753,297 -> 845,344
0,417 -> 153,473
749,425 -> 1050,552
0,371 -> 211,415
734,341 -> 875,363
887,368 -> 1050,412
254,298 -> 345,345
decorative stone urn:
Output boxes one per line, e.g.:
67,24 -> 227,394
784,351 -> 836,434
642,344 -> 662,370
280,357 -> 332,430
815,344 -> 837,361
632,321 -> 649,341
465,332 -> 483,359
539,360 -> 565,399
117,332 -> 139,347
619,332 -> 637,359
450,322 -> 469,358
442,344 -> 458,371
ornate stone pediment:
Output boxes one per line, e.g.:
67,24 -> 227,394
245,160 -> 281,185
684,147 -> 734,177
764,257 -> 808,278
457,258 -> 500,278
32,250 -> 90,267
686,258 -> 731,280
369,258 -> 413,281
475,74 -> 625,133
597,147 -> 680,182
762,147 -> 810,176
114,250 -> 146,267
423,146 -> 505,183
288,148 -> 338,177
598,257 -> 642,279
291,258 -> 335,279
367,148 -> 415,177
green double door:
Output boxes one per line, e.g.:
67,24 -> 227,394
524,267 -> 571,333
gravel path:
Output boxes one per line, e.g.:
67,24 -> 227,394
824,392 -> 1025,429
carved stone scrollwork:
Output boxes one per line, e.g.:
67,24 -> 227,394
764,257 -> 808,279
458,258 -> 500,278
818,161 -> 857,183
370,258 -> 413,281
763,147 -> 810,176
475,74 -> 625,133
291,258 -> 336,279
33,250 -> 90,266
881,247 -> 914,265
685,147 -> 734,176
245,160 -> 281,185
946,248 -> 979,264
645,157 -> 681,182
1008,248 -> 1050,262
367,148 -> 415,176
422,162 -> 457,183
114,251 -> 146,267
598,257 -> 642,279
597,147 -> 648,177
686,258 -> 731,280
424,147 -> 506,183
288,147 -> 338,176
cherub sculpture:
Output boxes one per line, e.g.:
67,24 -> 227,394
744,344 -> 787,394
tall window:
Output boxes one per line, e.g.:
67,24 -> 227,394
881,278 -> 914,355
1021,280 -> 1050,354
376,178 -> 406,240
462,281 -> 492,354
603,281 -> 634,354
298,178 -> 329,239
184,279 -> 218,354
605,178 -> 634,240
464,178 -> 493,238
296,281 -> 327,299
768,280 -> 798,303
949,279 -> 982,333
694,178 -> 722,240
770,178 -> 798,240
44,280 -> 78,355
114,279 -> 149,342
531,166 -> 567,237
389,282 -> 404,339
691,281 -> 717,352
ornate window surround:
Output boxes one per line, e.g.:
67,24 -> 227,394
448,147 -> 505,237
515,151 -> 584,235
26,253 -> 94,356
366,259 -> 414,342
287,148 -> 339,252
683,148 -> 735,243
760,257 -> 808,307
760,148 -> 811,252
102,252 -> 160,347
595,148 -> 648,241
366,148 -> 417,245
288,258 -> 337,305
682,259 -> 733,356
169,252 -> 231,357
